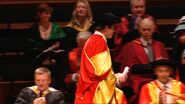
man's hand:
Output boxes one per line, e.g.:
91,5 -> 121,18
115,67 -> 129,87
33,97 -> 46,104
116,73 -> 128,85
159,91 -> 167,104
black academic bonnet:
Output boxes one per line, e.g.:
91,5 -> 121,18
150,59 -> 176,69
94,12 -> 121,27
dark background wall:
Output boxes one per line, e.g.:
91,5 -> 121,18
0,0 -> 184,81
0,0 -> 185,23
0,0 -> 184,104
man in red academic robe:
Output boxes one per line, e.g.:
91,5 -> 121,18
120,39 -> 168,68
63,31 -> 91,103
113,0 -> 160,60
116,18 -> 168,103
139,59 -> 185,104
117,18 -> 168,68
65,31 -> 92,83
75,13 -> 127,104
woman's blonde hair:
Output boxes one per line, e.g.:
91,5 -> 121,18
72,0 -> 92,21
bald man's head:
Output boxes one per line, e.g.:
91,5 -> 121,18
138,18 -> 156,41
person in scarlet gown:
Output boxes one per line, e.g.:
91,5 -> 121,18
116,18 -> 168,103
75,13 -> 128,104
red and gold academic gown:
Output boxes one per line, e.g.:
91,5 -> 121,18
139,79 -> 185,104
75,31 -> 127,104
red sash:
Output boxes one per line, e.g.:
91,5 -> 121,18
154,81 -> 185,100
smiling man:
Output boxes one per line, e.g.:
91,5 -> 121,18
15,67 -> 65,104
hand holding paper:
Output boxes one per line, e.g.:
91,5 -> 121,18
122,66 -> 129,75
116,66 -> 129,86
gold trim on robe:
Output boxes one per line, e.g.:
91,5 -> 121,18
29,86 -> 57,97
67,19 -> 92,32
147,80 -> 185,103
85,49 -> 124,104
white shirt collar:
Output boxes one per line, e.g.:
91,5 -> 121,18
140,37 -> 152,46
94,31 -> 107,43
156,78 -> 173,89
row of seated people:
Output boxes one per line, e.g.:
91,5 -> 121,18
3,0 -> 185,103
13,60 -> 185,104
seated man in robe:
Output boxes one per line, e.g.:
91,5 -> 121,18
139,59 -> 185,104
15,67 -> 65,104
116,17 -> 168,103
64,31 -> 91,103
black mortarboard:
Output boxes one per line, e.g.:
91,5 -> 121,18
94,12 -> 121,26
150,59 -> 176,69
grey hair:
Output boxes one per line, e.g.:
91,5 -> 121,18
35,67 -> 51,77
